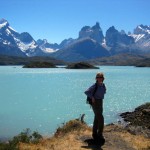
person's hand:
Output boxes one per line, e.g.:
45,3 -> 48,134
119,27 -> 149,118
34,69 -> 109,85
92,97 -> 95,104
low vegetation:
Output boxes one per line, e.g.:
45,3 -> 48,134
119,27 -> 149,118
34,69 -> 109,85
136,58 -> 150,67
0,129 -> 42,150
1,53 -> 150,67
0,55 -> 66,65
23,61 -> 57,68
88,53 -> 150,66
66,62 -> 99,69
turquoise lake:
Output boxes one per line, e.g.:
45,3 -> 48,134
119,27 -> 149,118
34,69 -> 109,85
0,66 -> 150,139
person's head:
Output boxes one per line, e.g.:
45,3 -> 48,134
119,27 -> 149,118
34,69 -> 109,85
96,72 -> 105,83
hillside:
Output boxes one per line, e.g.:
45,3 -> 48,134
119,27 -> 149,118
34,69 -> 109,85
23,61 -> 57,68
18,103 -> 150,150
51,38 -> 110,62
87,53 -> 150,66
1,53 -> 150,67
0,103 -> 150,150
0,55 -> 66,65
18,121 -> 150,150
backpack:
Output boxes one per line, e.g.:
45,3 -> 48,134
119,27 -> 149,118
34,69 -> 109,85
86,83 -> 98,105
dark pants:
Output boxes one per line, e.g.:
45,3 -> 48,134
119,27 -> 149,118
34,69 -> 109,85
92,100 -> 104,138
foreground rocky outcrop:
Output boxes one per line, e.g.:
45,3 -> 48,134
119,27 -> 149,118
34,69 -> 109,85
120,102 -> 150,138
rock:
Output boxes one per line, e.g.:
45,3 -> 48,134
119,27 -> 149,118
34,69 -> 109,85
120,102 -> 150,137
142,109 -> 150,115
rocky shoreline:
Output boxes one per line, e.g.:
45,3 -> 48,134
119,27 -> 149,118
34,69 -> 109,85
120,102 -> 150,138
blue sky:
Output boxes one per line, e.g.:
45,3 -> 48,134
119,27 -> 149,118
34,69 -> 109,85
0,0 -> 150,44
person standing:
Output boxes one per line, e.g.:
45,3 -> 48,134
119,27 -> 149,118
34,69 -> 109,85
84,72 -> 106,145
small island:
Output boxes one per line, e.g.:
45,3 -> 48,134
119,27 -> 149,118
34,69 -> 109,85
66,62 -> 99,69
23,61 -> 57,68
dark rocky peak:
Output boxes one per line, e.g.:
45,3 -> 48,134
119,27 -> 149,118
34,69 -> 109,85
134,24 -> 150,35
106,26 -> 134,47
92,22 -> 101,30
37,39 -> 45,45
120,30 -> 126,35
80,26 -> 91,32
79,22 -> 104,43
59,38 -> 75,48
79,26 -> 92,39
128,31 -> 132,35
37,39 -> 48,45
105,26 -> 119,46
19,32 -> 34,43
106,26 -> 118,34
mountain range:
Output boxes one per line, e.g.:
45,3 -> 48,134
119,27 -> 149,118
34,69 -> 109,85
0,18 -> 150,62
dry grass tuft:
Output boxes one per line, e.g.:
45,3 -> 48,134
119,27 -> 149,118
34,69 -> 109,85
54,119 -> 88,137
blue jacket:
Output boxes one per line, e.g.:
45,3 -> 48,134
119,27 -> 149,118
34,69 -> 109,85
84,83 -> 106,100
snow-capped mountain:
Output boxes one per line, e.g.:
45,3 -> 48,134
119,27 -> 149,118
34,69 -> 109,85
0,18 -> 150,61
0,19 -> 58,57
130,25 -> 150,52
36,39 -> 59,53
0,19 -> 40,56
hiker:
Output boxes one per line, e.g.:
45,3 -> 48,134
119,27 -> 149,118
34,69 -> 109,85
84,72 -> 106,145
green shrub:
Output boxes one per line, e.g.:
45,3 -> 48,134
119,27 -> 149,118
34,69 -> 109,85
0,128 -> 43,149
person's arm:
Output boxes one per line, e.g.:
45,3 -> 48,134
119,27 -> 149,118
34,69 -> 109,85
104,83 -> 106,94
84,84 -> 95,98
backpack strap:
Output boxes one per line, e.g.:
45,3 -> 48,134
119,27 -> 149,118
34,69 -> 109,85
92,83 -> 98,97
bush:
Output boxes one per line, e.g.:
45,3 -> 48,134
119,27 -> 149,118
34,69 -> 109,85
55,115 -> 87,137
0,128 -> 43,149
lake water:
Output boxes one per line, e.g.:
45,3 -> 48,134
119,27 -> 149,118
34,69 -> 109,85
0,66 -> 150,140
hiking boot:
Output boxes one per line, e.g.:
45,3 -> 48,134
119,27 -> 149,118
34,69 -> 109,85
97,135 -> 105,146
92,133 -> 98,141
92,134 -> 105,146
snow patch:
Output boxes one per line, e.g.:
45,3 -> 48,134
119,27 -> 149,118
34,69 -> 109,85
101,39 -> 111,50
41,47 -> 58,53
131,34 -> 145,42
14,37 -> 37,52
0,22 -> 7,29
8,26 -> 17,32
6,29 -> 11,35
3,40 -> 11,45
